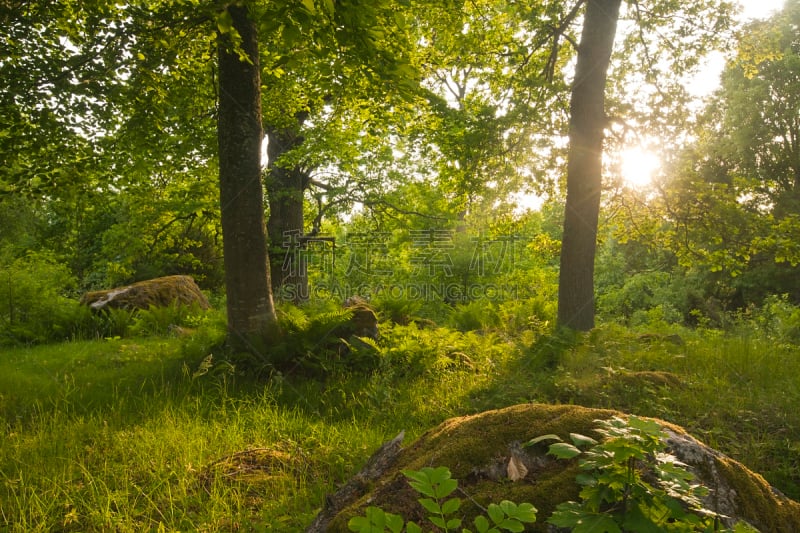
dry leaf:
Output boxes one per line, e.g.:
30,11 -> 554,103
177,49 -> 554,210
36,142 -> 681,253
507,455 -> 528,481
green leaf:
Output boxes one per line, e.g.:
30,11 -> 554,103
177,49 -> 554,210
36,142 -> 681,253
548,506 -> 622,533
621,503 -> 664,533
418,497 -> 442,515
347,515 -> 371,532
498,501 -> 516,515
509,502 -> 537,522
548,442 -> 582,459
570,433 -> 598,447
300,0 -> 315,14
446,518 -> 462,529
626,416 -> 664,437
572,515 -> 622,533
406,523 -> 423,533
426,466 -> 453,485
441,497 -> 462,515
429,516 -> 447,529
402,469 -> 430,484
394,11 -> 407,30
487,503 -> 505,525
474,515 -> 491,533
367,506 -> 387,529
348,506 -> 402,532
496,518 -> 524,532
435,478 -> 459,499
216,10 -> 233,34
281,23 -> 302,47
524,434 -> 562,447
385,512 -> 404,533
404,469 -> 436,498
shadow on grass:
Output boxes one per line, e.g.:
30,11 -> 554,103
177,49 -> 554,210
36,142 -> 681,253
0,336 -> 217,426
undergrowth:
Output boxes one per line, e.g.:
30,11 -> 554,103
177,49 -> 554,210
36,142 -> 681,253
1,299 -> 799,530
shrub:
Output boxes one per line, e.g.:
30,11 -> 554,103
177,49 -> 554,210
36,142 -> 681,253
540,416 -> 759,532
349,466 -> 537,533
447,300 -> 500,332
746,294 -> 800,343
0,252 -> 82,345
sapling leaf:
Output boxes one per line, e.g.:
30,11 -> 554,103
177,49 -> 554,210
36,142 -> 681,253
402,468 -> 430,484
487,503 -> 505,525
575,473 -> 597,486
426,466 -> 452,485
406,522 -> 423,533
446,517 -> 462,529
570,433 -> 598,447
509,502 -> 537,522
626,416 -> 664,436
474,514 -> 490,533
418,497 -> 442,515
441,497 -> 461,515
496,518 -> 524,532
572,514 -> 622,533
524,434 -> 562,447
368,506 -> 387,529
621,503 -> 664,533
347,515 -> 371,532
429,515 -> 447,529
548,442 -> 582,459
385,512 -> 404,533
548,504 -> 621,533
498,500 -> 516,514
435,477 -> 458,498
348,506 -> 399,532
403,469 -> 436,498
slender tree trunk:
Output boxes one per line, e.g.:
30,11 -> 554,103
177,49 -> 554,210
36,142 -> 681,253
217,4 -> 278,347
557,0 -> 621,331
265,118 -> 310,303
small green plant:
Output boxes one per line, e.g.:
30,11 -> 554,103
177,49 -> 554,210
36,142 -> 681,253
348,466 -> 537,533
530,416 -> 759,533
128,302 -> 202,337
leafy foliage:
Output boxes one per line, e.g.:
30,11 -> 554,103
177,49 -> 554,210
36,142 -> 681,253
348,466 -> 537,533
541,416 -> 758,532
0,252 -> 83,345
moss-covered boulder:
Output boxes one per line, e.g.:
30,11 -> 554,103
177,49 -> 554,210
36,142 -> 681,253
341,296 -> 379,339
312,404 -> 800,532
80,275 -> 210,311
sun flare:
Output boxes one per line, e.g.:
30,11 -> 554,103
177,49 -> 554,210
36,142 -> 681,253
619,146 -> 661,188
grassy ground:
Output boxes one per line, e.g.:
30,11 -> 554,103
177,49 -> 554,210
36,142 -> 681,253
1,314 -> 799,531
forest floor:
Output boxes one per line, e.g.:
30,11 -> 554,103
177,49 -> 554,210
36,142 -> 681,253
1,311 -> 799,531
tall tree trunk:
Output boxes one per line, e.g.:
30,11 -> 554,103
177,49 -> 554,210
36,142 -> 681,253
266,117 -> 310,303
217,4 -> 278,347
557,0 -> 621,331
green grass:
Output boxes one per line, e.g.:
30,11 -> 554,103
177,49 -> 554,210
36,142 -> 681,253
1,315 -> 800,531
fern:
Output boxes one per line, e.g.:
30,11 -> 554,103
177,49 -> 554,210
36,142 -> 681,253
277,305 -> 310,335
305,308 -> 353,342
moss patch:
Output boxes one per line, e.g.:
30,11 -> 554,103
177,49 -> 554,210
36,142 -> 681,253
715,455 -> 800,532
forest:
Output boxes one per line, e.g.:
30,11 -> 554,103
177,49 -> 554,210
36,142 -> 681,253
2,0 -> 800,531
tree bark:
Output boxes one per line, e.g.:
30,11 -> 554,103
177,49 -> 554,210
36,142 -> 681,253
557,0 -> 622,331
217,4 -> 278,347
265,117 -> 310,303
